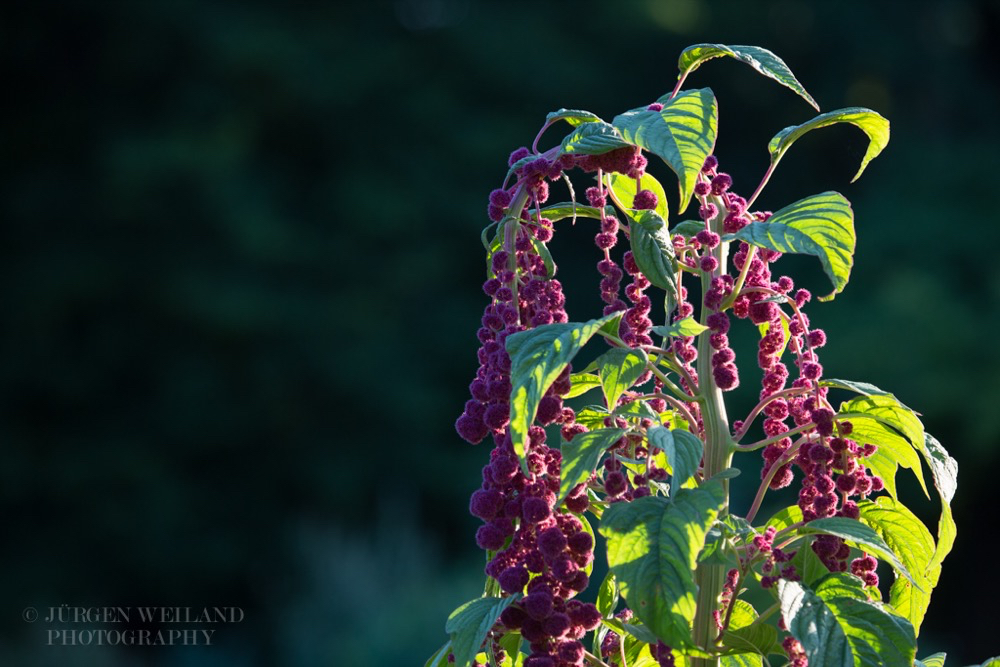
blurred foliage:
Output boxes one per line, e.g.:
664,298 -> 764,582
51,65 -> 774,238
1,0 -> 998,665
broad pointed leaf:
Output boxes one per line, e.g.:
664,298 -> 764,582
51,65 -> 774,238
608,171 -> 670,221
564,372 -> 602,399
546,108 -> 602,127
596,347 -> 650,409
599,484 -> 725,649
677,44 -> 819,111
597,570 -> 619,618
727,192 -> 854,301
722,600 -> 778,657
507,313 -> 621,471
647,426 -> 703,494
560,121 -> 631,155
915,653 -> 947,667
778,574 -> 916,667
629,209 -> 679,296
923,434 -> 957,572
559,428 -> 625,503
847,416 -> 927,500
858,497 -> 937,635
840,394 -> 924,455
652,316 -> 709,338
802,517 -> 919,588
529,202 -> 609,223
446,595 -> 520,667
768,108 -> 889,182
613,88 -> 718,212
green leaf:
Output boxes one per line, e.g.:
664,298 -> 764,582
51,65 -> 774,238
597,570 -> 619,617
789,538 -> 832,586
778,574 -> 916,667
651,316 -> 709,339
498,632 -> 523,667
721,654 -> 761,667
608,171 -> 670,221
677,43 -> 819,111
613,88 -> 718,212
821,378 -> 904,401
647,426 -> 703,494
528,202 -> 610,223
768,107 -> 890,182
507,313 -> 621,472
599,484 -> 725,649
425,641 -> 452,667
764,505 -> 803,533
840,394 -> 924,457
546,108 -> 603,127
574,406 -> 610,430
727,191 -> 854,301
846,416 -> 927,500
801,517 -> 919,588
615,398 -> 660,421
919,434 -> 957,576
971,658 -> 1000,667
445,595 -> 520,667
559,428 -> 626,503
529,235 -> 555,278
858,497 -> 937,635
915,653 -> 947,667
722,600 -> 778,657
560,121 -> 631,155
596,347 -> 650,409
671,219 -> 704,238
629,209 -> 679,295
564,372 -> 602,399
921,433 -> 958,506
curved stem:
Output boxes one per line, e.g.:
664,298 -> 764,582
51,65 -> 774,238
734,386 -> 812,442
745,433 -> 812,524
734,420 -> 816,453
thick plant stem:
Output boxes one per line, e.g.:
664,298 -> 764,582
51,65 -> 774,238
691,206 -> 733,667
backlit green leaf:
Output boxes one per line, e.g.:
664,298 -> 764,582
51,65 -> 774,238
507,313 -> 621,472
648,426 -> 703,494
768,108 -> 889,182
923,434 -> 957,573
564,372 -> 602,399
599,484 -> 725,649
560,121 -> 631,155
764,505 -> 803,533
425,641 -> 451,667
722,599 -> 778,657
858,497 -> 936,635
446,595 -> 520,667
778,574 -> 916,667
613,88 -> 718,212
915,653 -> 947,667
652,316 -> 709,339
546,108 -> 603,127
528,202 -> 609,222
727,192 -> 854,301
559,427 -> 626,503
629,209 -> 679,296
846,416 -> 927,500
802,517 -> 918,588
596,347 -> 650,409
677,44 -> 818,111
608,171 -> 670,221
597,570 -> 619,618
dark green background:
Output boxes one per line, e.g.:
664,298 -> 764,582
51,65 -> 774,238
3,1 -> 998,665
